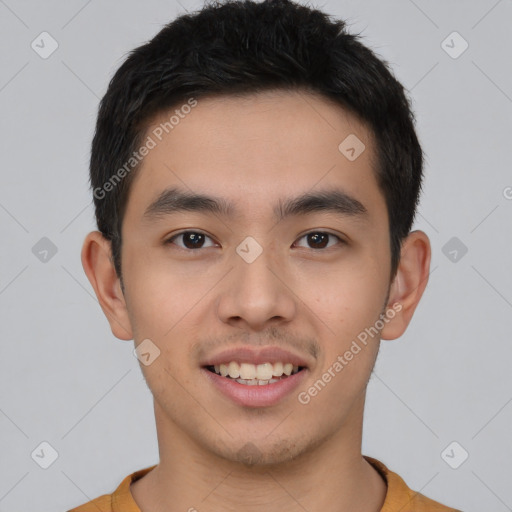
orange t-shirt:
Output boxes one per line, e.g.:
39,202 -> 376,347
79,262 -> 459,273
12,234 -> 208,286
67,455 -> 462,511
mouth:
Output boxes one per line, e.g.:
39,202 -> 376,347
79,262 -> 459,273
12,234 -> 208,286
204,362 -> 306,386
201,361 -> 308,407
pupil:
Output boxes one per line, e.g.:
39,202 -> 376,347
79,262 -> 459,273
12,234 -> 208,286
184,233 -> 204,249
308,233 -> 328,249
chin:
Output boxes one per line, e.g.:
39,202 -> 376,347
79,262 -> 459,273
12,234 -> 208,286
209,434 -> 318,469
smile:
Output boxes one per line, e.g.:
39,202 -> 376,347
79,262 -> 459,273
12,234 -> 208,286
202,363 -> 308,407
206,361 -> 303,385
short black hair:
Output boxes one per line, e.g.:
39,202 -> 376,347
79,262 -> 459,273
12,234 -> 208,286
89,0 -> 424,288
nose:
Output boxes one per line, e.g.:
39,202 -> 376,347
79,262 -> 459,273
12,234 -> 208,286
215,240 -> 297,331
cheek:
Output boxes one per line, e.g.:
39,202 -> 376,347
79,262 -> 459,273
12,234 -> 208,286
123,254 -> 213,378
123,249 -> 215,336
294,269 -> 384,416
295,257 -> 388,341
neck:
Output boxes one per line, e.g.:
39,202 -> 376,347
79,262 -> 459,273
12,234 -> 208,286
131,394 -> 387,512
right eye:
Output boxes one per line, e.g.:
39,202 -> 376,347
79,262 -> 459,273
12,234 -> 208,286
164,231 -> 218,251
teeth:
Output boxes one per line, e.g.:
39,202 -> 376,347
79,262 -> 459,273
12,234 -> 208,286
212,361 -> 302,380
239,363 -> 256,380
273,362 -> 283,376
256,363 -> 273,380
228,361 -> 240,379
219,364 -> 229,377
235,378 -> 281,385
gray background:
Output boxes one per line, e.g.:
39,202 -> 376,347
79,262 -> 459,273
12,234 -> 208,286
1,0 -> 511,510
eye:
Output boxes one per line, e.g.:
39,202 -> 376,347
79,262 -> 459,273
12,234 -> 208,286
294,231 -> 344,250
165,230 -> 344,251
165,231 -> 217,250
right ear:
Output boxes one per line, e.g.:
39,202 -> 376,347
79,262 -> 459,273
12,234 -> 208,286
81,231 -> 133,341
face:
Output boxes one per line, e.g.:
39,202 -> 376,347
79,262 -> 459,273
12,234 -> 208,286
101,90 -> 400,465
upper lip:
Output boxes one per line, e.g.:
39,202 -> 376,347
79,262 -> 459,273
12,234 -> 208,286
200,346 -> 311,368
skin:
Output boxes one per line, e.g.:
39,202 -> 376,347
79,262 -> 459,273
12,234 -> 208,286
81,89 -> 431,512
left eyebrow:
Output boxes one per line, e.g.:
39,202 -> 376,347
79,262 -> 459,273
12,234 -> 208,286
142,186 -> 369,224
276,188 -> 368,223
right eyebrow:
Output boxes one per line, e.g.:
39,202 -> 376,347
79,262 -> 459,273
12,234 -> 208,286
142,187 -> 235,221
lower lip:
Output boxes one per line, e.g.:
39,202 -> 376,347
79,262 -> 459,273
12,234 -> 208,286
202,368 -> 308,407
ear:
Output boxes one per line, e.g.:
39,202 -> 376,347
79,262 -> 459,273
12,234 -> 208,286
81,231 -> 133,341
380,230 -> 431,340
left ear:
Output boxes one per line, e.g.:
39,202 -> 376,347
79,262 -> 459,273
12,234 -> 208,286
380,230 -> 431,340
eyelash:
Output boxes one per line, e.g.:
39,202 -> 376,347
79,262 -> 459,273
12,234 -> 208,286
164,230 -> 345,251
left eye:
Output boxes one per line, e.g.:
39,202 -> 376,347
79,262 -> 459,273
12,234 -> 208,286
294,232 -> 342,250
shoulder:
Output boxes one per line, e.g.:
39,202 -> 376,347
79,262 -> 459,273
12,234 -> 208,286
66,464 -> 157,512
364,455 -> 463,512
407,490 -> 463,512
67,493 -> 112,512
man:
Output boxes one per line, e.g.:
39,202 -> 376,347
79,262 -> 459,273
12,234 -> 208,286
70,0 -> 462,510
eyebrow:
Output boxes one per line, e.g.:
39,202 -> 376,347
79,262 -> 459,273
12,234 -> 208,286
142,186 -> 368,224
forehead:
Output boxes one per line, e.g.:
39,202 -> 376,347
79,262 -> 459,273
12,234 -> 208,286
124,89 -> 385,226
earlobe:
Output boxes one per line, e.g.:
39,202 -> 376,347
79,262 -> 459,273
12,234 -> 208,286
380,230 -> 431,341
81,231 -> 133,341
